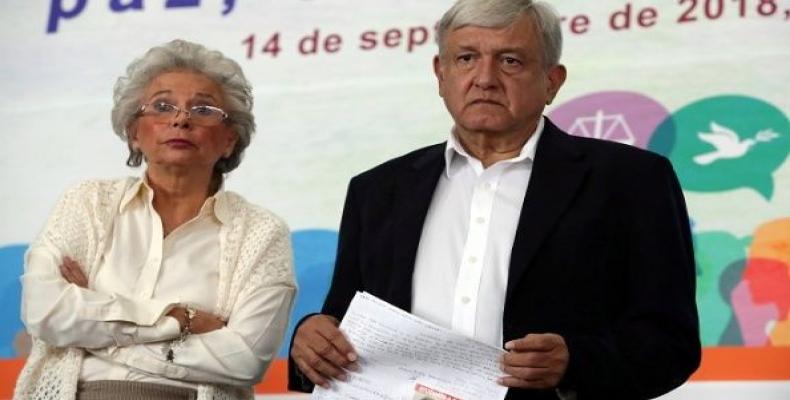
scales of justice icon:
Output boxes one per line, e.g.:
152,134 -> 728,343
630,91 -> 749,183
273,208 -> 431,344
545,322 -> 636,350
567,109 -> 636,145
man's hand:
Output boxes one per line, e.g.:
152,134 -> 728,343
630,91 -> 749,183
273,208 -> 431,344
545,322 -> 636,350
291,314 -> 358,389
499,333 -> 569,389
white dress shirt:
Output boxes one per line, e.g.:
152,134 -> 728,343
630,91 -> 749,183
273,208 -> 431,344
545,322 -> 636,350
22,178 -> 295,388
412,118 -> 544,348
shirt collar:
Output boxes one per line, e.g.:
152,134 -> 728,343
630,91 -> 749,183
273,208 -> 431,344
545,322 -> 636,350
119,175 -> 232,225
212,191 -> 232,225
443,116 -> 545,178
118,177 -> 146,212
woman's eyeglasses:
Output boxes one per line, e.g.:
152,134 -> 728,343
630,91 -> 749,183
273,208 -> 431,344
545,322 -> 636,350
138,102 -> 228,127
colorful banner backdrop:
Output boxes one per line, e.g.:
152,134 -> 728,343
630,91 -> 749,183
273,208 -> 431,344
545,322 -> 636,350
1,1 -> 788,398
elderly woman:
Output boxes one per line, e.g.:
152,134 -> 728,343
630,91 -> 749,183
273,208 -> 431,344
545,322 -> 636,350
15,39 -> 296,400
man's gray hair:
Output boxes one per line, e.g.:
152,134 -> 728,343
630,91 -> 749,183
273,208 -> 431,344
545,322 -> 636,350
111,39 -> 255,175
436,0 -> 563,67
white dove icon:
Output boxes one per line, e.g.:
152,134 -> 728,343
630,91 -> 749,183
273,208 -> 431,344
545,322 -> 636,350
693,122 -> 780,165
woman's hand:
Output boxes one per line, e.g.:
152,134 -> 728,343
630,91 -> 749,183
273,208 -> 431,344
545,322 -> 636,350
167,307 -> 226,334
60,256 -> 88,288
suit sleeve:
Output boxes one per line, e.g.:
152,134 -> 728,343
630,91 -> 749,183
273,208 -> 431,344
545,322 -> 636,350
287,178 -> 364,392
560,156 -> 701,399
321,177 -> 365,320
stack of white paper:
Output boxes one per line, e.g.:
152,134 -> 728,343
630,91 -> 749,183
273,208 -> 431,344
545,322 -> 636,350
312,291 -> 508,400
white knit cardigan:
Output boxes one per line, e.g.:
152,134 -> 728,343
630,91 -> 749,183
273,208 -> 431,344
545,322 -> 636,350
14,178 -> 296,400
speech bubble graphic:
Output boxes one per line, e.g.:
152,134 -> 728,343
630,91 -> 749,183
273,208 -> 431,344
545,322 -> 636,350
649,95 -> 789,200
729,218 -> 790,346
731,279 -> 778,346
718,259 -> 747,345
0,244 -> 26,358
742,257 -> 790,346
693,231 -> 751,345
749,218 -> 790,266
278,229 -> 338,357
770,319 -> 790,346
548,91 -> 670,149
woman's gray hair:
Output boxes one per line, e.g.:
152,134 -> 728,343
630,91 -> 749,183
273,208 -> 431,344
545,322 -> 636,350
436,0 -> 563,67
112,39 -> 255,176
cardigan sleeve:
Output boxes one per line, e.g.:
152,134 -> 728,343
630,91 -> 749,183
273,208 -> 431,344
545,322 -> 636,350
20,181 -> 181,349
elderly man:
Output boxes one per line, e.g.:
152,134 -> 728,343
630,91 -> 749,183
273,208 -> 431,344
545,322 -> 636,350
289,0 -> 701,398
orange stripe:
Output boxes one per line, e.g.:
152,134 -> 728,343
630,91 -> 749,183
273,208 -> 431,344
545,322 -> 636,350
3,348 -> 790,397
254,359 -> 290,393
0,358 -> 293,397
691,347 -> 790,381
0,359 -> 24,398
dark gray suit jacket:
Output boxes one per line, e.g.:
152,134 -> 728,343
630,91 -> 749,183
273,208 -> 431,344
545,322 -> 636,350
289,119 -> 701,399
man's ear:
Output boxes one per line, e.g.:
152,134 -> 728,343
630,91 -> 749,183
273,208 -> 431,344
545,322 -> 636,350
545,64 -> 567,105
433,55 -> 446,98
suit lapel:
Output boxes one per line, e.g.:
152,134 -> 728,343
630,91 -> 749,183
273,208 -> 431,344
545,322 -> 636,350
506,121 -> 589,300
388,145 -> 446,311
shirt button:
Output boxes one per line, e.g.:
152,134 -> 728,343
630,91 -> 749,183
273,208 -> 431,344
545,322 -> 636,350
468,256 -> 478,264
484,182 -> 493,190
461,296 -> 471,304
475,217 -> 485,224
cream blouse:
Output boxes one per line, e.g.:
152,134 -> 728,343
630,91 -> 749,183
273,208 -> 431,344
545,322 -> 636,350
19,177 -> 296,398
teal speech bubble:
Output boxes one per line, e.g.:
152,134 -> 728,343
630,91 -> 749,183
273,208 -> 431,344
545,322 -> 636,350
692,231 -> 751,346
649,95 -> 789,199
